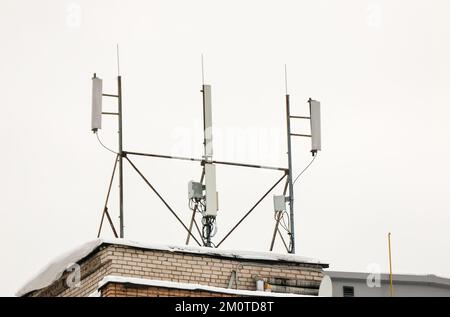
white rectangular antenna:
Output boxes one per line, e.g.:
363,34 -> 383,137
309,99 -> 321,153
204,163 -> 218,217
203,84 -> 218,217
91,76 -> 103,131
203,85 -> 213,160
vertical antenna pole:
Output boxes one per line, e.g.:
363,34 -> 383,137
201,54 -> 205,86
284,65 -> 295,253
116,44 -> 121,76
118,75 -> 124,238
388,232 -> 394,296
286,94 -> 295,254
200,55 -> 217,247
200,55 -> 208,246
284,64 -> 288,95
201,55 -> 207,165
202,84 -> 216,248
201,55 -> 207,160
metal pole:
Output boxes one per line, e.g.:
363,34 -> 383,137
124,150 -> 287,171
202,85 -> 208,160
118,76 -> 124,238
285,94 -> 295,253
124,151 -> 202,163
212,159 -> 287,172
388,232 -> 394,297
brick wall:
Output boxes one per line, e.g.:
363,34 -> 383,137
26,243 -> 326,297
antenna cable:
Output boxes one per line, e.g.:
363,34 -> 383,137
293,153 -> 318,185
96,132 -> 118,154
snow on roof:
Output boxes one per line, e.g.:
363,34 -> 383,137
17,238 -> 326,297
16,239 -> 103,297
98,275 -> 310,297
104,238 -> 325,265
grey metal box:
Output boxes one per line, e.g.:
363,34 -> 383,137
188,181 -> 203,199
273,195 -> 286,212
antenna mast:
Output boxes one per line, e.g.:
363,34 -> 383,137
118,75 -> 124,238
284,65 -> 296,253
275,65 -> 322,254
200,56 -> 218,247
91,46 -> 125,238
116,44 -> 124,238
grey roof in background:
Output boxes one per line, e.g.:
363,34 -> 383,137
325,271 -> 450,288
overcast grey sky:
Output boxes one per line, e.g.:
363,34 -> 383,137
1,0 -> 449,296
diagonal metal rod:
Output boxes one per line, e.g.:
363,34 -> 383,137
125,156 -> 202,247
283,177 -> 289,195
97,154 -> 120,238
216,173 -> 287,248
186,204 -> 198,245
291,133 -> 311,138
124,151 -> 288,172
125,151 -> 202,163
102,93 -> 119,98
104,207 -> 118,238
200,169 -> 205,184
98,208 -> 118,238
277,227 -> 290,253
185,211 -> 205,246
213,159 -> 287,172
186,170 -> 206,245
97,209 -> 107,238
188,206 -> 206,246
290,116 -> 310,120
193,218 -> 203,242
270,211 -> 283,251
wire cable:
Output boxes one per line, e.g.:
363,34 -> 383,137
293,153 -> 318,185
96,132 -> 118,154
280,212 -> 290,233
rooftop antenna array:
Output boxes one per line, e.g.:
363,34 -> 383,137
92,55 -> 322,254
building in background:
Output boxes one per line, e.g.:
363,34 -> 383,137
321,271 -> 450,297
17,239 -> 328,297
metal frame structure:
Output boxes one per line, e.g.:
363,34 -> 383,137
93,74 -> 124,238
93,67 -> 320,254
281,94 -> 317,253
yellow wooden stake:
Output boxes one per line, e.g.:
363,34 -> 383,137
388,232 -> 394,297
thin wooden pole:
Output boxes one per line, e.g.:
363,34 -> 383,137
388,232 -> 394,297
